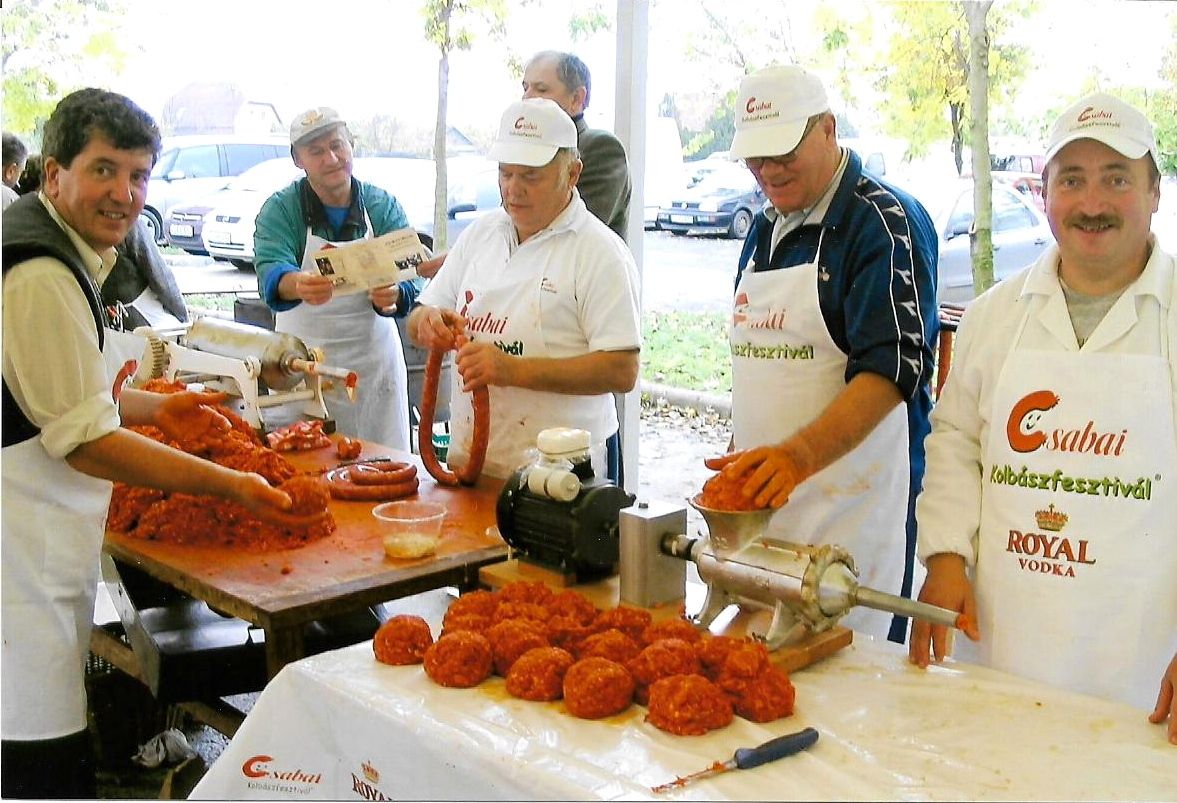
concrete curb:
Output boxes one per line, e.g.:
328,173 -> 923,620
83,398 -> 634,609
640,380 -> 731,419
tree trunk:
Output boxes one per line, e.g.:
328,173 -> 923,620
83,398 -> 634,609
432,1 -> 453,251
965,0 -> 994,298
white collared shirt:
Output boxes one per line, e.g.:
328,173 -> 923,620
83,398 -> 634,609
1,195 -> 122,458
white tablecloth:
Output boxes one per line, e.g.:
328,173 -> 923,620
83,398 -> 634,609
190,634 -> 1175,801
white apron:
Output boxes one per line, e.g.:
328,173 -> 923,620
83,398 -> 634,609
730,234 -> 910,639
974,293 -> 1177,710
274,218 -> 410,450
2,328 -> 122,739
446,244 -> 613,480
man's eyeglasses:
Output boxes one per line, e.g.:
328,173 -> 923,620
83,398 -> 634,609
742,116 -> 822,170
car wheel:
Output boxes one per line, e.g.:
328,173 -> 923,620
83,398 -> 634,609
142,208 -> 164,244
670,229 -> 689,237
231,260 -> 253,271
728,209 -> 753,240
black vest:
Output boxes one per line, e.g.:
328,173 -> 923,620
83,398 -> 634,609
2,194 -> 107,447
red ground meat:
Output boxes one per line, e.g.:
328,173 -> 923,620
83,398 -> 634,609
563,657 -> 635,719
646,674 -> 733,735
440,612 -> 493,638
592,606 -> 653,641
577,629 -> 641,664
491,601 -> 551,625
487,619 -> 550,676
545,616 -> 593,654
695,635 -> 742,681
423,632 -> 493,688
280,475 -> 331,517
731,666 -> 796,723
715,640 -> 772,697
446,589 -> 501,620
640,617 -> 703,647
372,615 -> 434,666
627,638 -> 702,705
545,589 -> 598,625
505,647 -> 576,701
498,580 -> 553,605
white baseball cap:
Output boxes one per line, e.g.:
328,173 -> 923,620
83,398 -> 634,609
489,98 -> 578,167
1045,92 -> 1159,171
730,65 -> 830,159
290,106 -> 345,147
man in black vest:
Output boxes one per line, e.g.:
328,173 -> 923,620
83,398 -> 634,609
1,88 -> 317,799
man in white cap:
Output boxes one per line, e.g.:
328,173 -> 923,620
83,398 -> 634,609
407,98 -> 640,479
710,65 -> 939,643
253,106 -> 421,449
909,92 -> 1176,741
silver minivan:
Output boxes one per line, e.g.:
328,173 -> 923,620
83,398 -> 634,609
144,134 -> 288,243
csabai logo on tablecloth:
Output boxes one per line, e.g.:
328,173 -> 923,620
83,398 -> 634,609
240,754 -> 323,795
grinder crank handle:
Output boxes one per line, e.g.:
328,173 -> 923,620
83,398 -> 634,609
735,727 -> 820,769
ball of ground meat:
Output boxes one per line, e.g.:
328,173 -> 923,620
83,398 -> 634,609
280,475 -> 331,516
492,601 -> 551,625
545,589 -> 599,625
563,657 -> 635,719
646,674 -> 733,735
715,640 -> 771,697
439,612 -> 492,638
423,631 -> 493,688
446,589 -> 501,620
577,629 -> 641,664
627,638 -> 702,705
695,635 -> 741,681
593,606 -> 653,641
640,617 -> 702,647
731,666 -> 796,723
487,618 -> 550,676
498,580 -> 553,605
545,616 -> 593,654
505,647 -> 576,701
373,614 -> 434,666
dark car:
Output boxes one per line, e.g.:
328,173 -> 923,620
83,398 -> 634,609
656,167 -> 765,239
935,180 -> 1053,304
163,202 -> 214,255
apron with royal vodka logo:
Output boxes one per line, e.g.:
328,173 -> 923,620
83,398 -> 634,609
2,317 -> 130,738
274,214 -> 410,450
976,293 -> 1177,710
730,231 -> 909,639
446,234 -> 612,480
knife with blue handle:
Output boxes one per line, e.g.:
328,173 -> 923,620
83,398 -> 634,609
651,727 -> 819,793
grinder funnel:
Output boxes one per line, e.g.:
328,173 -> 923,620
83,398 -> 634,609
689,495 -> 773,556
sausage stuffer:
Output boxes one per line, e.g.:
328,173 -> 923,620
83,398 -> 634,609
134,317 -> 358,431
619,497 -> 964,650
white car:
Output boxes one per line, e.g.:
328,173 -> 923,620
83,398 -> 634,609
202,156 -> 498,267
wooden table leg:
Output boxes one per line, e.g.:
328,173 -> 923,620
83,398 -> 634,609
264,626 -> 305,678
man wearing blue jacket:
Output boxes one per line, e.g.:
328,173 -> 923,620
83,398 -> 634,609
709,65 -> 939,643
254,107 -> 421,449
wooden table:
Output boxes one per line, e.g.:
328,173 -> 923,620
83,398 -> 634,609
102,441 -> 508,678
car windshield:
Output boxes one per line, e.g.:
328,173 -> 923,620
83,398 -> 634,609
692,170 -> 755,195
151,148 -> 178,178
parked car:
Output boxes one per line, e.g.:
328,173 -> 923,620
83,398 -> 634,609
163,201 -> 216,255
935,180 -> 1053,304
656,167 -> 765,239
202,156 -> 498,268
993,170 -> 1045,211
144,134 -> 289,244
201,157 -> 305,268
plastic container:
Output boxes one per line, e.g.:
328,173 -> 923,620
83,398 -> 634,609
373,500 -> 446,559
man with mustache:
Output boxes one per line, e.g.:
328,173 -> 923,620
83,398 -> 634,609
910,92 -> 1176,744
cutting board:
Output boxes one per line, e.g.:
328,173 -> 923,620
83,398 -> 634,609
479,560 -> 851,673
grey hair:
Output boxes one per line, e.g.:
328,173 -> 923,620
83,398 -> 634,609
527,51 -> 592,108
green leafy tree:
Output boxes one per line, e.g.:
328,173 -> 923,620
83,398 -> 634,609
2,0 -> 130,145
422,0 -> 507,249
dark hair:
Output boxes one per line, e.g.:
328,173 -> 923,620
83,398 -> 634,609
2,131 -> 28,168
528,50 -> 592,109
16,153 -> 43,195
41,88 -> 162,169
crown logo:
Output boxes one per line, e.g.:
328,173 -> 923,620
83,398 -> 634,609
299,110 -> 324,126
1034,503 -> 1068,532
361,761 -> 379,784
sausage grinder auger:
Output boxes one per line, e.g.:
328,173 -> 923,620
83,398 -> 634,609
619,498 -> 964,650
132,316 -> 359,432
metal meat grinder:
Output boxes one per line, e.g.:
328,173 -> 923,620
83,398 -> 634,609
132,316 -> 358,431
496,428 -> 635,582
620,497 -> 962,650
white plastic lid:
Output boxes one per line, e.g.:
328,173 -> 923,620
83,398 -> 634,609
536,427 -> 591,458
